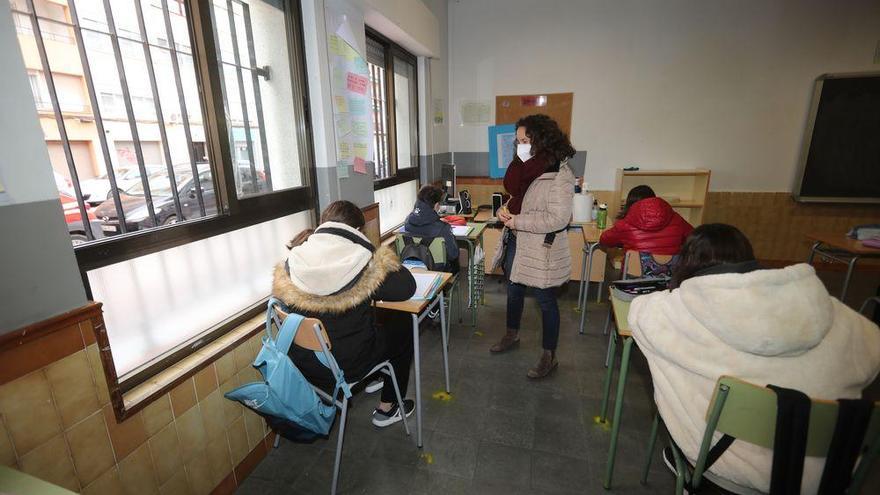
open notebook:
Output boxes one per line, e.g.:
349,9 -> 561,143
411,272 -> 442,300
451,225 -> 473,237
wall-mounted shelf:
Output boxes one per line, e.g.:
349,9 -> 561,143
612,169 -> 711,226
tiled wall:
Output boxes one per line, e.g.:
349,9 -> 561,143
0,307 -> 271,494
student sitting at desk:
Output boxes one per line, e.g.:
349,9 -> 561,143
629,223 -> 880,493
273,200 -> 418,427
599,185 -> 692,275
403,184 -> 460,274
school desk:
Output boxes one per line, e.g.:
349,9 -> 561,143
576,221 -> 613,334
455,223 -> 487,327
597,290 -> 636,490
806,231 -> 880,304
375,270 -> 454,448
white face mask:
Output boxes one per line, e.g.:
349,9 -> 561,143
516,143 -> 532,162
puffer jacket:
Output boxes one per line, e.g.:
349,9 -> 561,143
490,161 -> 575,288
599,197 -> 692,255
629,263 -> 880,494
404,199 -> 459,262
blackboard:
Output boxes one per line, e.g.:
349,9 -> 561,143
794,73 -> 880,203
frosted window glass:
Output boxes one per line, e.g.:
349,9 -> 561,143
393,56 -> 417,169
376,179 -> 417,234
88,211 -> 311,376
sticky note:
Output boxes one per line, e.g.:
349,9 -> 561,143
338,141 -> 352,160
353,142 -> 368,159
334,95 -> 348,113
328,34 -> 343,56
352,121 -> 368,136
346,72 -> 369,95
353,156 -> 367,174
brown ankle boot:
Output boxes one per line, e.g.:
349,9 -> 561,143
489,330 -> 520,353
527,350 -> 558,379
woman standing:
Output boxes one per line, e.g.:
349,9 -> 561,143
489,114 -> 576,378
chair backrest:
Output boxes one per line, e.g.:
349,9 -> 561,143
272,305 -> 331,352
623,250 -> 676,279
395,234 -> 446,266
708,376 -> 880,456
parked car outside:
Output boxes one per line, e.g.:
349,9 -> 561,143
79,165 -> 163,206
93,169 -> 218,234
60,192 -> 103,245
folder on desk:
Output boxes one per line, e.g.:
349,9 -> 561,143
411,273 -> 442,300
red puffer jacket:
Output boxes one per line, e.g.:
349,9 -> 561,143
599,197 -> 693,255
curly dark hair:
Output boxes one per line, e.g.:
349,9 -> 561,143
515,114 -> 576,163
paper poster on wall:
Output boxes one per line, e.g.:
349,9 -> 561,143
488,124 -> 516,179
327,24 -> 373,176
433,98 -> 445,125
459,100 -> 492,125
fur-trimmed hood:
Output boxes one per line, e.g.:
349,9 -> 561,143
273,244 -> 400,314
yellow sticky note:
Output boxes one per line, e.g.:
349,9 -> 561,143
328,34 -> 342,56
353,142 -> 368,160
334,95 -> 348,113
338,141 -> 352,160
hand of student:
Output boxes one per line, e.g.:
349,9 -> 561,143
503,215 -> 516,230
497,207 -> 511,222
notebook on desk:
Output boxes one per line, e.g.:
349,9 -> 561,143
411,272 -> 442,300
451,225 -> 473,237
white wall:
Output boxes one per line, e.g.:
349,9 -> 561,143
448,0 -> 880,191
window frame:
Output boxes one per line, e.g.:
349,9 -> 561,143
13,0 -> 318,395
365,26 -> 420,192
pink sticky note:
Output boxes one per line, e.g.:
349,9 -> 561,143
353,156 -> 367,174
346,72 -> 369,95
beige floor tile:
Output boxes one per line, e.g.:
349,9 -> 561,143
193,365 -> 218,402
141,395 -> 174,437
45,350 -> 101,429
118,443 -> 159,495
0,371 -> 63,456
148,422 -> 182,485
158,467 -> 192,495
18,434 -> 79,492
169,379 -> 197,418
81,466 -> 125,495
175,406 -> 206,463
65,410 -> 115,486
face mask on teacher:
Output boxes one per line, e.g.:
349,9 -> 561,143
516,143 -> 532,163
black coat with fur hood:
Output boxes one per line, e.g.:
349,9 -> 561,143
273,235 -> 415,381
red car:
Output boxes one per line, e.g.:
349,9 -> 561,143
60,192 -> 103,245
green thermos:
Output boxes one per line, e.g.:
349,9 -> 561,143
597,203 -> 608,229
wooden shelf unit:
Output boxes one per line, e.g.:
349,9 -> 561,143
611,169 -> 711,226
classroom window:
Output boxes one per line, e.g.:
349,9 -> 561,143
365,28 -> 419,189
11,0 -> 315,393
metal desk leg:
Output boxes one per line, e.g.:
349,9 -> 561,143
440,291 -> 450,393
576,245 -> 588,311
411,313 -> 422,448
807,240 -> 821,264
598,332 -> 617,423
467,239 -> 477,327
841,255 -> 859,303
579,243 -> 597,334
604,337 -> 634,490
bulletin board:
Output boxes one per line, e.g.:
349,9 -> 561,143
495,92 -> 574,136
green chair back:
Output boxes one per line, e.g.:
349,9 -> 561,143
394,234 -> 447,267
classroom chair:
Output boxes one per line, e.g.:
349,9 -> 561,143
394,233 -> 463,323
271,307 -> 410,495
649,375 -> 880,495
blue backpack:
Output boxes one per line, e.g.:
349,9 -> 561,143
224,299 -> 351,441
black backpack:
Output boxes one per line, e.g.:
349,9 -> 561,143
399,235 -> 436,271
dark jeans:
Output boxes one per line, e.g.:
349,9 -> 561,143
297,312 -> 413,404
503,234 -> 561,351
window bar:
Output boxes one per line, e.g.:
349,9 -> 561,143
101,0 -> 158,227
23,0 -> 93,240
133,0 -> 183,221
379,68 -> 390,178
240,1 -> 272,191
66,0 -> 128,234
161,0 -> 205,215
225,0 -> 259,193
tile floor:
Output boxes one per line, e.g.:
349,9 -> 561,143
237,269 -> 880,494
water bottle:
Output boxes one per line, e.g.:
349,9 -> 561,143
591,200 -> 598,221
597,203 -> 608,229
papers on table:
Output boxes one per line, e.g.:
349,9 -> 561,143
411,272 -> 442,300
451,225 -> 473,237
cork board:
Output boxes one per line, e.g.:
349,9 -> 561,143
495,92 -> 574,136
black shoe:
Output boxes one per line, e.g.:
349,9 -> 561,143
371,399 -> 415,427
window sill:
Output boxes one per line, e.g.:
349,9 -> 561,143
119,312 -> 264,415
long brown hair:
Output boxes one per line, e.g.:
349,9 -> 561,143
618,185 -> 655,219
515,114 -> 576,163
287,200 -> 365,249
670,224 -> 756,289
